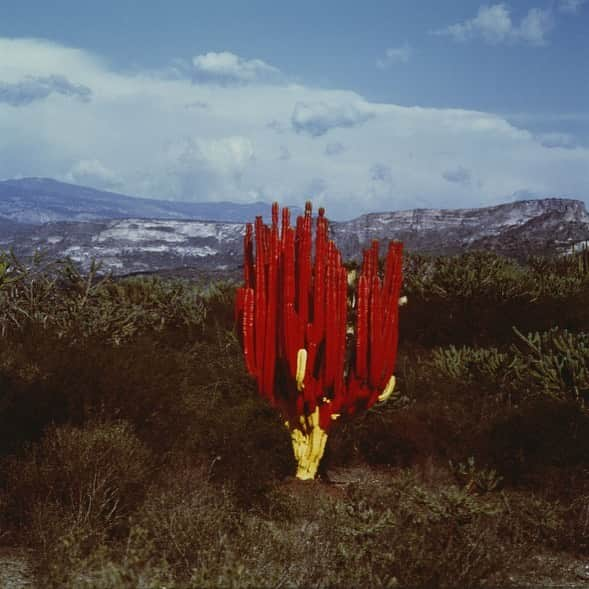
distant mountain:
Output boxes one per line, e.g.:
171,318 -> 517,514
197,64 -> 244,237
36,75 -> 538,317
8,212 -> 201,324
0,177 -> 283,224
331,198 -> 589,260
3,197 -> 589,277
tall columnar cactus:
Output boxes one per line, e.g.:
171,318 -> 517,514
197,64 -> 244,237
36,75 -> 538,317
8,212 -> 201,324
235,202 -> 404,479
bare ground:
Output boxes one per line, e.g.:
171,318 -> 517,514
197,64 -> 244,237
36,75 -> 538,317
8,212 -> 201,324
0,547 -> 35,589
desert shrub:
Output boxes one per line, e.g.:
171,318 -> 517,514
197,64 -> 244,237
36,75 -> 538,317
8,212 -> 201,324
494,488 -> 589,554
47,468 -> 514,589
333,401 -> 462,468
481,400 -> 589,485
136,464 -> 239,577
401,251 -> 589,347
0,304 -> 291,500
565,488 -> 589,554
327,471 -> 511,588
2,420 -> 151,544
449,456 -> 503,494
430,344 -> 522,412
511,327 -> 589,409
431,345 -> 512,386
0,332 -> 192,455
179,376 -> 294,501
0,255 -> 209,345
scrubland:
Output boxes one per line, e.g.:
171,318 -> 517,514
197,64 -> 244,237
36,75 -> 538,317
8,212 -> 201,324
0,250 -> 588,588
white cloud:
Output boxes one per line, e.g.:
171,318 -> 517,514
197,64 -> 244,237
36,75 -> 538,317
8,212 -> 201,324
376,44 -> 412,69
0,37 -> 587,220
518,8 -> 553,45
558,0 -> 587,14
434,4 -> 553,46
291,101 -> 375,137
149,136 -> 255,201
65,159 -> 121,189
191,51 -> 282,85
0,74 -> 91,106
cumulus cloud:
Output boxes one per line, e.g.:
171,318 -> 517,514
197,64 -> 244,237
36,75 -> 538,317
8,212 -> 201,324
0,37 -> 587,219
558,0 -> 587,14
65,159 -> 121,189
376,44 -> 412,69
442,166 -> 472,185
191,51 -> 282,85
433,4 -> 553,46
152,135 -> 256,200
518,8 -> 553,45
291,101 -> 375,137
0,74 -> 91,106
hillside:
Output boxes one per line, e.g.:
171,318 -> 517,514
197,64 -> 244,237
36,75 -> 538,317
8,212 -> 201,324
2,195 -> 589,275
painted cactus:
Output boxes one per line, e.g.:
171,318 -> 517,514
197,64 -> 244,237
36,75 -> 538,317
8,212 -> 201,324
235,202 -> 404,479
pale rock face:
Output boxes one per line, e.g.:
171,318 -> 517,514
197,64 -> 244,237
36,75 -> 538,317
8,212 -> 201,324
1,195 -> 588,276
330,198 -> 589,261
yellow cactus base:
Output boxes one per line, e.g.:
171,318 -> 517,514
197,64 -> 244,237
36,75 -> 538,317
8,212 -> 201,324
284,348 -> 397,480
287,407 -> 328,480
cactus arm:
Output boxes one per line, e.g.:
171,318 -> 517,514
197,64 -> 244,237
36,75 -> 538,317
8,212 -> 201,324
254,217 -> 267,392
242,288 -> 257,375
378,375 -> 396,402
356,275 -> 369,380
262,220 -> 279,403
296,348 -> 307,391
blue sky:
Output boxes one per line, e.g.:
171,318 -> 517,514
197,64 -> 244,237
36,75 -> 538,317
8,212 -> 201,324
0,0 -> 587,218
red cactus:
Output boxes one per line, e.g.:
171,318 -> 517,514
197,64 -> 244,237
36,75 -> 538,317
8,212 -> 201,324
235,202 -> 403,478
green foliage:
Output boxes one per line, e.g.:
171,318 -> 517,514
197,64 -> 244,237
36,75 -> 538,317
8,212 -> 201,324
0,253 -> 209,344
401,251 -> 589,346
512,326 -> 589,409
431,345 -> 516,386
449,456 -> 503,494
405,251 -> 529,301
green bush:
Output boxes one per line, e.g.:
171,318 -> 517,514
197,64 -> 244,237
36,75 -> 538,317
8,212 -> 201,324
401,251 -> 589,346
512,327 -> 589,409
0,255 -> 209,344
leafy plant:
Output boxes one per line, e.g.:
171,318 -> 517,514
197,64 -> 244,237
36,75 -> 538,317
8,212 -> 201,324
512,326 -> 589,409
449,456 -> 503,494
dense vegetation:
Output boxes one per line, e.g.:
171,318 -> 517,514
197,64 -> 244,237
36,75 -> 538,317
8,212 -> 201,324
1,248 -> 588,588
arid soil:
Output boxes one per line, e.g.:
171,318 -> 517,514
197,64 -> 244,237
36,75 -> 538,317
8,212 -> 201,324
0,548 -> 35,588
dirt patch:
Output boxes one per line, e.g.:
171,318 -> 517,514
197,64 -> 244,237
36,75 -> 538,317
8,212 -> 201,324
0,548 -> 36,589
498,551 -> 589,588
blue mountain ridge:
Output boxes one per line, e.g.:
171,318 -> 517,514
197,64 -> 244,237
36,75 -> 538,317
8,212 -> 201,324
0,177 -> 287,224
